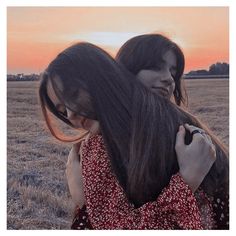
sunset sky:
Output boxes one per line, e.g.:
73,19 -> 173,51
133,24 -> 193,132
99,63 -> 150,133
7,7 -> 229,74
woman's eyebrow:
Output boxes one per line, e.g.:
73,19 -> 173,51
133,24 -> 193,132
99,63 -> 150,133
55,103 -> 64,110
164,59 -> 177,70
158,58 -> 165,64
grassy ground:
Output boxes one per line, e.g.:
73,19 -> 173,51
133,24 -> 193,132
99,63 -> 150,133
7,81 -> 74,229
7,79 -> 229,229
185,79 -> 229,146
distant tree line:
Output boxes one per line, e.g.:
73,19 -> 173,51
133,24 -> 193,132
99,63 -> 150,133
8,62 -> 229,81
7,73 -> 40,81
186,62 -> 229,78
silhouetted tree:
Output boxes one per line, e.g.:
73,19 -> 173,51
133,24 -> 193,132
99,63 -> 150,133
188,69 -> 209,75
209,62 -> 229,75
186,62 -> 229,76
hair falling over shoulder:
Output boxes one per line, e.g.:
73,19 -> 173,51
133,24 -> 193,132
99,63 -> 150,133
127,86 -> 228,207
38,42 -> 229,210
116,34 -> 188,106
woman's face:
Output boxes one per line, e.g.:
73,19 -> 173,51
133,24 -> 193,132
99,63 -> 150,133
136,49 -> 177,99
47,78 -> 99,134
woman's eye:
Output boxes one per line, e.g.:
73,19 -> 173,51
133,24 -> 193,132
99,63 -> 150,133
60,110 -> 68,117
170,68 -> 177,77
155,67 -> 162,71
153,62 -> 165,71
56,104 -> 67,117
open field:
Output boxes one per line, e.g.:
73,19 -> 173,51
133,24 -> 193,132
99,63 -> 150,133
7,79 -> 229,229
184,79 -> 229,146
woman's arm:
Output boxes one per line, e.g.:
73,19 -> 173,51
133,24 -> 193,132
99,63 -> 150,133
81,135 -> 203,229
66,132 -> 96,207
66,142 -> 85,208
67,124 -> 217,229
66,124 -> 216,206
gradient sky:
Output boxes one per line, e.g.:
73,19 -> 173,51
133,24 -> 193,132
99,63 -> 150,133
7,7 -> 229,74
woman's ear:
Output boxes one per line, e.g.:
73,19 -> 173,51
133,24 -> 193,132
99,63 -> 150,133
89,121 -> 100,135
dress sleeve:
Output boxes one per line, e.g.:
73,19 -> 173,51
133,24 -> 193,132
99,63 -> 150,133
71,205 -> 93,230
81,135 -> 203,230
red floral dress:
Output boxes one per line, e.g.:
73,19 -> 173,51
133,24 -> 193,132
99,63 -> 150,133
71,135 -> 219,230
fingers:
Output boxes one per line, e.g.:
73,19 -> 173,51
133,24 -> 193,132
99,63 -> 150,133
209,144 -> 217,160
204,134 -> 216,159
184,124 -> 207,141
72,142 -> 82,153
185,124 -> 216,160
184,124 -> 205,134
204,133 -> 213,145
184,124 -> 214,145
175,125 -> 186,149
68,145 -> 81,164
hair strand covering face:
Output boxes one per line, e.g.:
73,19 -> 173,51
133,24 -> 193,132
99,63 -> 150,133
39,42 -> 228,211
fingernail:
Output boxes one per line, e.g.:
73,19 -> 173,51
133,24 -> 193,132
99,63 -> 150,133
179,125 -> 184,131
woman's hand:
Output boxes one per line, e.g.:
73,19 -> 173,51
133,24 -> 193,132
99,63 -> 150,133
66,142 -> 85,208
175,124 -> 216,193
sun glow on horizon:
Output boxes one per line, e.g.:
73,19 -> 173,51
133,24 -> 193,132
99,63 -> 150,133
68,32 -> 144,47
7,7 -> 228,74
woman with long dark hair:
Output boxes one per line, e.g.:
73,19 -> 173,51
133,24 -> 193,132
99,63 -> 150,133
39,42 -> 228,229
116,33 -> 187,106
116,34 -> 229,227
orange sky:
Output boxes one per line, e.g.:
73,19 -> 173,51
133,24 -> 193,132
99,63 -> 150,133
7,7 -> 229,74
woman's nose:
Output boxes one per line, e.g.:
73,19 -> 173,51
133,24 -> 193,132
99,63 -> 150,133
160,70 -> 174,85
66,109 -> 77,120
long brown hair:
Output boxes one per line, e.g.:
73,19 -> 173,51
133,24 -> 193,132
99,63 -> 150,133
116,34 -> 188,106
39,42 -> 228,210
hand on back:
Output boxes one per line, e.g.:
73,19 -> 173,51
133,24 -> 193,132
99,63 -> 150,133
175,124 -> 216,192
66,142 -> 85,207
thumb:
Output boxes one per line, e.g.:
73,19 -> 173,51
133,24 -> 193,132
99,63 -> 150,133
69,143 -> 81,162
72,142 -> 82,154
175,125 -> 186,148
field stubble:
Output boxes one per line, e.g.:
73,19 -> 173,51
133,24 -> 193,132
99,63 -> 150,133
7,79 -> 229,229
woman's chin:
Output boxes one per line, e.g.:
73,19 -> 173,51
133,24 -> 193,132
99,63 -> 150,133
71,122 -> 84,129
71,119 -> 99,134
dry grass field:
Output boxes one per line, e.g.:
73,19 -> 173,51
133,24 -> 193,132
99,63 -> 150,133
7,79 -> 229,229
184,79 -> 229,146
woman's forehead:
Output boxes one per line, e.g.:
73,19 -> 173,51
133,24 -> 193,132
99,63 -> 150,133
163,50 -> 177,66
46,76 -> 91,108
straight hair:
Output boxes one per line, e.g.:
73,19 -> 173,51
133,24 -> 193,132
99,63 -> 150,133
116,34 -> 188,106
39,42 -> 228,218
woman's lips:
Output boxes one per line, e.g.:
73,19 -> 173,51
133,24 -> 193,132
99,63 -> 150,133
69,117 -> 87,129
151,87 -> 169,97
80,117 -> 87,128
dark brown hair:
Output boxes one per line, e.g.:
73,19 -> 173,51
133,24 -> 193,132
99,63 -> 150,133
39,42 -> 228,212
116,34 -> 188,106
